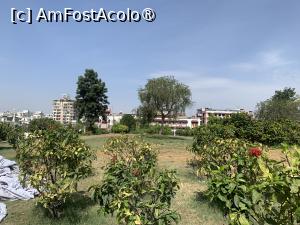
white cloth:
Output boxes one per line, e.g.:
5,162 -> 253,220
0,155 -> 38,222
0,203 -> 6,223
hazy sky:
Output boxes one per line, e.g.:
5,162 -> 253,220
1,0 -> 300,115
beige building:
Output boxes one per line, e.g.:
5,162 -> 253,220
197,107 -> 252,125
52,95 -> 76,124
152,116 -> 201,129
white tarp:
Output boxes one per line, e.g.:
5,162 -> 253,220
0,155 -> 38,222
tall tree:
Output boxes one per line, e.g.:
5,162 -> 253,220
138,76 -> 192,134
75,69 -> 109,132
256,87 -> 300,121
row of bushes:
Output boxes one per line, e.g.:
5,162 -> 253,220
8,120 -> 180,224
197,113 -> 300,146
1,117 -> 195,138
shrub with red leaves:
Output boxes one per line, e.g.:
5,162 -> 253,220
249,147 -> 262,157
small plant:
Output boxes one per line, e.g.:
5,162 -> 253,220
90,135 -> 180,225
17,126 -> 95,218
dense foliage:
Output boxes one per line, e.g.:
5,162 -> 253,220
174,127 -> 194,136
120,114 -> 137,132
17,127 -> 95,218
138,76 -> 192,134
90,136 -> 180,225
0,123 -> 8,141
111,124 -> 129,133
205,140 -> 300,225
145,124 -> 172,135
190,118 -> 300,225
28,118 -> 61,132
0,122 -> 11,141
75,69 -> 109,133
202,113 -> 300,146
256,87 -> 300,121
0,122 -> 23,148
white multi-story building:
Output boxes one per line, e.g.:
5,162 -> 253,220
152,116 -> 201,129
97,109 -> 124,129
196,107 -> 252,125
52,95 -> 76,124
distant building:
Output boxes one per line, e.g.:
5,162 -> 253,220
52,95 -> 76,124
196,107 -> 252,125
0,110 -> 46,125
152,116 -> 201,129
97,109 -> 124,129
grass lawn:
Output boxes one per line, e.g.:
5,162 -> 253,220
0,135 -> 226,225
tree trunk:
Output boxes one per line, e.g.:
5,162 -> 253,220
159,115 -> 165,135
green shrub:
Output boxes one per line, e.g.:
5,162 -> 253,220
0,123 -> 24,148
120,114 -> 137,132
201,113 -> 300,146
175,127 -> 194,136
111,124 -> 129,133
94,127 -> 109,135
28,118 -> 61,132
201,139 -> 300,224
191,124 -> 236,154
17,126 -> 95,218
0,122 -> 11,141
90,136 -> 180,225
7,125 -> 24,149
145,125 -> 172,135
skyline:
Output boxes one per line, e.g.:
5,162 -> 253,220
1,1 -> 300,115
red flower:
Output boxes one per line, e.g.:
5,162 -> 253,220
249,147 -> 262,157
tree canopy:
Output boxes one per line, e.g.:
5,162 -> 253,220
138,76 -> 192,131
75,69 -> 109,132
255,87 -> 300,121
120,114 -> 136,132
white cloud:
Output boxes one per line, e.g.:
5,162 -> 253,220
230,50 -> 294,73
261,50 -> 293,67
148,50 -> 300,115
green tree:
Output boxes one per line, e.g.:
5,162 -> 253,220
120,114 -> 136,131
138,76 -> 192,134
256,87 -> 300,121
28,118 -> 61,132
136,105 -> 157,127
75,69 -> 109,133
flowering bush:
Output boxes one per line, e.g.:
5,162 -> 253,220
248,147 -> 262,157
189,138 -> 257,177
203,140 -> 300,224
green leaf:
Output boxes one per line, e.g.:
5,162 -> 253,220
238,214 -> 250,225
251,190 -> 261,204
